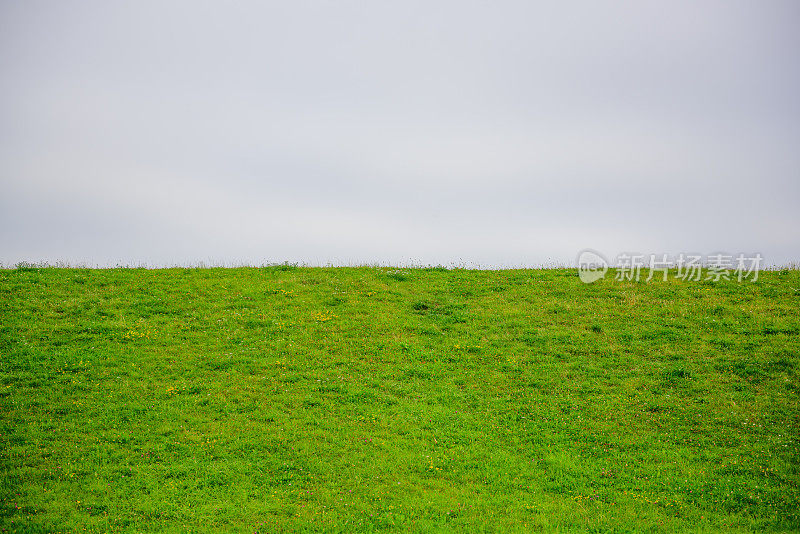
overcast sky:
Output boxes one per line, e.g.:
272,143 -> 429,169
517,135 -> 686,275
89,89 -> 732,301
1,1 -> 798,267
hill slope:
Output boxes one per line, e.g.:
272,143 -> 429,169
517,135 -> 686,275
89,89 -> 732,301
1,267 -> 798,531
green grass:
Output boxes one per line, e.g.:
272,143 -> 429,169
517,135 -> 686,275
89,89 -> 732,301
1,266 -> 798,532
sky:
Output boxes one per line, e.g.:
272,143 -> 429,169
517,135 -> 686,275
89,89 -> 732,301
1,1 -> 799,267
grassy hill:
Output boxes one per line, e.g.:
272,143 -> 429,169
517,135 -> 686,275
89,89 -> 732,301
1,266 -> 798,532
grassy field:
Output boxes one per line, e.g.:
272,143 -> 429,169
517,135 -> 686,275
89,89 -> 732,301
1,266 -> 798,532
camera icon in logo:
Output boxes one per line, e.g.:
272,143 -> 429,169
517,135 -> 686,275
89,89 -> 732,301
577,249 -> 609,284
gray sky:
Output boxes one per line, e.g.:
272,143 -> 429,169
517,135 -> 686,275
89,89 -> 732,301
2,1 -> 799,267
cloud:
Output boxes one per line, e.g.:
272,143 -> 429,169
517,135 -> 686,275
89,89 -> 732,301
2,1 -> 799,266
